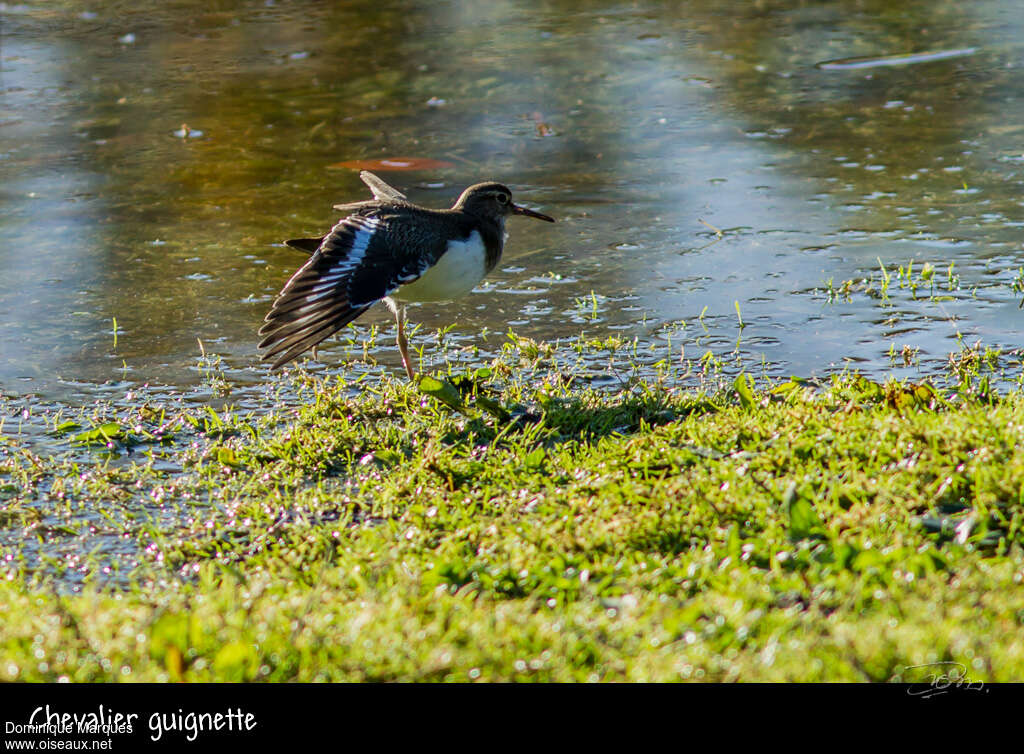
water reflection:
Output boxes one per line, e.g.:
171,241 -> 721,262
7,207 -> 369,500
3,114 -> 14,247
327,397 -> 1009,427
0,31 -> 108,389
1,0 -> 1023,401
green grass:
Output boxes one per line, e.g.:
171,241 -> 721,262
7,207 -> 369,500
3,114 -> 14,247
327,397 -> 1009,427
1,335 -> 1024,681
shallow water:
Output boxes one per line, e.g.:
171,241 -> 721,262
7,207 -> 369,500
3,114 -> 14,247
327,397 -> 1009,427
2,0 -> 1024,400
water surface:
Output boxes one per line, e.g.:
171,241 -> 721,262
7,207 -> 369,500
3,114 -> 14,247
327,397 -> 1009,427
2,0 -> 1024,399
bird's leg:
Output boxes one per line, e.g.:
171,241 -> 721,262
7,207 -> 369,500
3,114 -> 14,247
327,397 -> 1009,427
385,297 -> 415,380
396,305 -> 416,381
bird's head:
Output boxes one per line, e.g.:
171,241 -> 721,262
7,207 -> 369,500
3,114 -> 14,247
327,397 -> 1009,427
454,182 -> 555,224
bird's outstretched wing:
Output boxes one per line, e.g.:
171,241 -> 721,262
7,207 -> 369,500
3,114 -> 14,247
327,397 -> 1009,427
259,210 -> 440,369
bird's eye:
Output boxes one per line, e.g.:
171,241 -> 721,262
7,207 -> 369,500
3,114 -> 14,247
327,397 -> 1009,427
497,193 -> 509,204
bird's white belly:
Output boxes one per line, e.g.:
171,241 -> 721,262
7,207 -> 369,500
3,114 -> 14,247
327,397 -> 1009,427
396,230 -> 488,302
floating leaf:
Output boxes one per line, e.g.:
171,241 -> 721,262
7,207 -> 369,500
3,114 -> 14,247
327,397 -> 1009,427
328,157 -> 454,171
72,422 -> 123,446
531,112 -> 556,137
53,421 -> 82,435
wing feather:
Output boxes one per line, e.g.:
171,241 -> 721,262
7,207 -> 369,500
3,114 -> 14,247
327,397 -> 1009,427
259,215 -> 380,368
263,314 -> 366,369
359,171 -> 407,202
259,208 -> 448,368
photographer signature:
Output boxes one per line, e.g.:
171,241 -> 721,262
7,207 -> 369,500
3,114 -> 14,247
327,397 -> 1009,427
898,661 -> 987,698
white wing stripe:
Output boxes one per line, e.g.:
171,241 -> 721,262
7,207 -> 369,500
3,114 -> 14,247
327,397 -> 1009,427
298,288 -> 342,305
294,215 -> 380,306
316,215 -> 380,278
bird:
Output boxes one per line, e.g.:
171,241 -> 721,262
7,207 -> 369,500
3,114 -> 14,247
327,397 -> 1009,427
258,171 -> 554,379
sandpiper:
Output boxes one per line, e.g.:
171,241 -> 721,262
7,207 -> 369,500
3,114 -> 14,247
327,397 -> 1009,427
259,171 -> 554,378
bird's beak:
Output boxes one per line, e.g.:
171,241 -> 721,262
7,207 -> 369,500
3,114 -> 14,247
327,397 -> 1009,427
512,203 -> 555,222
